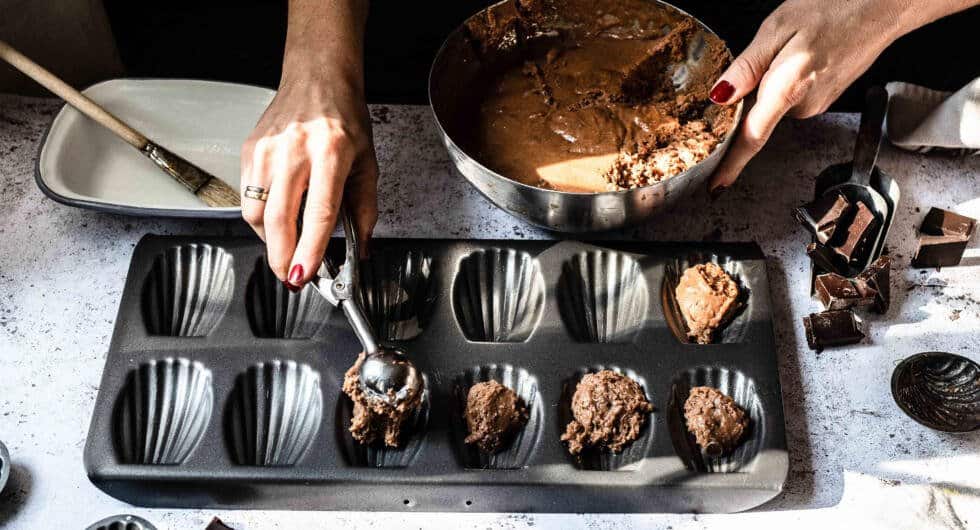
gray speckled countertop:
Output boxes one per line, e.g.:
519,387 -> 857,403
1,95 -> 979,529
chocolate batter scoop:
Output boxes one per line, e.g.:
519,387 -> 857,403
683,386 -> 749,456
561,370 -> 653,455
674,263 -> 740,344
464,381 -> 529,454
343,352 -> 424,447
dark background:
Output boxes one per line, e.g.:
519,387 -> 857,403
104,1 -> 980,111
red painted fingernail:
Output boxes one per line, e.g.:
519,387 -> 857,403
288,264 -> 305,286
709,80 -> 735,104
284,281 -> 302,293
709,185 -> 729,201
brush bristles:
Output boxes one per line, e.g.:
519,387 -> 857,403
196,177 -> 241,208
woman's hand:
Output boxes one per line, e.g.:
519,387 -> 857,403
707,0 -> 978,194
240,0 -> 376,291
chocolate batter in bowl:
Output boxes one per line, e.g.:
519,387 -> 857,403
429,0 -> 742,232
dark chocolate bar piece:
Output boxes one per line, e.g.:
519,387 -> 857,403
206,518 -> 235,530
795,193 -> 853,244
855,256 -> 891,314
921,207 -> 977,238
814,273 -> 875,311
806,242 -> 847,275
833,201 -> 879,266
911,234 -> 970,268
803,310 -> 864,351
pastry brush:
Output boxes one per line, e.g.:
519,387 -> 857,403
0,39 -> 240,208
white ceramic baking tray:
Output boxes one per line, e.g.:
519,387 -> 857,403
36,78 -> 274,218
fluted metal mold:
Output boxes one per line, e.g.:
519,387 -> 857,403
246,257 -> 330,339
226,360 -> 323,466
114,358 -> 214,465
141,244 -> 234,336
450,364 -> 542,469
359,249 -> 437,341
558,365 -> 654,471
668,365 -> 764,472
892,352 -> 980,432
337,375 -> 430,468
453,249 -> 545,342
558,251 -> 648,343
662,253 -> 751,344
86,514 -> 158,530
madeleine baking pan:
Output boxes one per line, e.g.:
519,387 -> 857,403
83,235 -> 788,513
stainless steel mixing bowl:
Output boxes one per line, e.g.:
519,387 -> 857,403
428,0 -> 743,233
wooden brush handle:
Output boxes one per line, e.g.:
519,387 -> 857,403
0,39 -> 148,149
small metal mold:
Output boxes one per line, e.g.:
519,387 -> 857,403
557,250 -> 648,343
667,365 -> 764,473
85,514 -> 157,530
892,352 -> 980,433
662,253 -> 752,345
141,243 -> 234,336
0,440 -> 9,495
557,365 -> 655,471
246,256 -> 330,339
114,358 -> 214,465
359,249 -> 437,341
452,248 -> 545,342
226,360 -> 323,466
449,364 -> 542,470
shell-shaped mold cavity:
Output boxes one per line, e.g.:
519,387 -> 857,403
336,375 -> 430,468
226,360 -> 323,466
453,249 -> 545,342
85,514 -> 158,530
558,365 -> 654,471
359,249 -> 436,341
246,256 -> 330,339
661,253 -> 751,345
558,251 -> 648,343
114,358 -> 214,465
668,366 -> 764,472
450,364 -> 542,469
141,244 -> 234,336
892,352 -> 980,432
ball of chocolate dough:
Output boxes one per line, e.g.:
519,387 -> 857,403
464,380 -> 529,454
561,370 -> 654,455
682,386 -> 749,456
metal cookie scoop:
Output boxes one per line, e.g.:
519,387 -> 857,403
309,208 -> 422,407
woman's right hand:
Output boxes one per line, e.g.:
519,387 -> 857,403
239,0 -> 377,292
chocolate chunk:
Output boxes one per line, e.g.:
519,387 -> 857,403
921,207 -> 977,238
814,273 -> 875,311
855,256 -> 891,313
803,310 -> 864,351
795,193 -> 853,244
206,518 -> 235,530
832,201 -> 879,266
911,234 -> 970,268
806,242 -> 847,275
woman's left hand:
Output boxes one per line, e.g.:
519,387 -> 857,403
707,0 -> 977,194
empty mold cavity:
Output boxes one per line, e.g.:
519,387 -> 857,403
453,248 -> 545,342
558,365 -> 654,471
667,365 -> 764,472
246,256 -> 330,339
661,253 -> 751,345
336,375 -> 430,468
141,244 -> 234,336
449,364 -> 542,469
226,360 -> 323,466
359,249 -> 437,341
114,358 -> 213,465
558,251 -> 648,343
